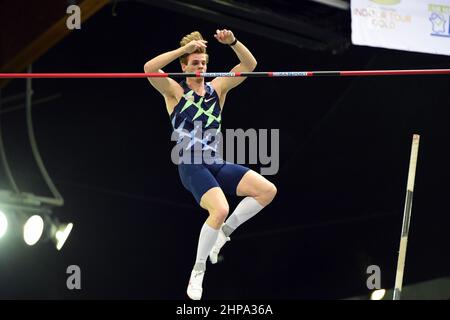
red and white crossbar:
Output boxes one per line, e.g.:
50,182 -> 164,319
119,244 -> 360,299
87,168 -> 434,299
0,69 -> 450,78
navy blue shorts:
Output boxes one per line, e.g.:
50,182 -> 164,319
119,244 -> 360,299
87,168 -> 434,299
178,160 -> 250,204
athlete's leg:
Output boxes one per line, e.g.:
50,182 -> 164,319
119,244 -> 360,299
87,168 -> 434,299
179,164 -> 230,300
200,187 -> 229,229
187,187 -> 230,300
222,170 -> 277,236
208,164 -> 276,263
236,170 -> 277,206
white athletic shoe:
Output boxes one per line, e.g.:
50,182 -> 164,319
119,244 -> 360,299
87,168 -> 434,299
209,227 -> 230,264
187,269 -> 205,300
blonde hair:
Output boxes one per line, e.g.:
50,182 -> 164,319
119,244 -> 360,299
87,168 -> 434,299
179,31 -> 209,65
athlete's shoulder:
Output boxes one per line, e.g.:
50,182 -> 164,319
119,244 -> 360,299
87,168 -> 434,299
206,81 -> 219,96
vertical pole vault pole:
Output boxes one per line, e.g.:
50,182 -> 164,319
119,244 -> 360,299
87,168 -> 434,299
393,134 -> 420,300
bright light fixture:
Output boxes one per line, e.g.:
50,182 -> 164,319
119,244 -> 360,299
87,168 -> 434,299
23,215 -> 44,246
54,222 -> 73,250
370,289 -> 386,300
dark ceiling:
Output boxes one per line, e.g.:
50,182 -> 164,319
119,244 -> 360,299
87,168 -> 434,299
133,0 -> 352,52
0,0 -> 449,301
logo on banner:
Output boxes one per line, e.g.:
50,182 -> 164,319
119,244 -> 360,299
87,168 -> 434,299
371,0 -> 400,5
429,4 -> 450,37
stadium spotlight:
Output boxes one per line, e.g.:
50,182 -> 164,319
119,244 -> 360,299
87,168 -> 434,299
43,216 -> 74,250
23,215 -> 45,246
0,191 -> 71,250
370,289 -> 386,300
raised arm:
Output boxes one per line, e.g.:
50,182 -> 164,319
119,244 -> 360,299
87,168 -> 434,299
144,40 -> 207,97
211,29 -> 257,96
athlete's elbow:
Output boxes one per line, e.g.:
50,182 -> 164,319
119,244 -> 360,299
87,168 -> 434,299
248,59 -> 257,71
243,60 -> 257,72
144,62 -> 156,73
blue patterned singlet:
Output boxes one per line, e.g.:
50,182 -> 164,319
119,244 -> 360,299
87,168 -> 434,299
170,80 -> 222,157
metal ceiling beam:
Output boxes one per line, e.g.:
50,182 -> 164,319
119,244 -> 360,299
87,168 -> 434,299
307,0 -> 350,10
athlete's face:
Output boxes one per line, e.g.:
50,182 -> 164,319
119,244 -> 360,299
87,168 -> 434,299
182,53 -> 208,73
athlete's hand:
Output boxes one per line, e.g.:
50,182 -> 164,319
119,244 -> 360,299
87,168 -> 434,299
214,29 -> 235,45
183,40 -> 208,54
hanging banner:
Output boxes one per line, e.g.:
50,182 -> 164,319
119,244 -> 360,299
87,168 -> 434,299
351,0 -> 450,56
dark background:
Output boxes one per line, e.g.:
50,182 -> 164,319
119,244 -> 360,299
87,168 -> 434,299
0,1 -> 450,300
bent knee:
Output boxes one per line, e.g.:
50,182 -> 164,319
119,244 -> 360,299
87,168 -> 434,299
266,183 -> 277,201
209,205 -> 229,224
259,182 -> 277,205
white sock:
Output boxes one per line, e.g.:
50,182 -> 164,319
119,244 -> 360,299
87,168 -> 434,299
195,222 -> 219,267
223,197 -> 264,236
